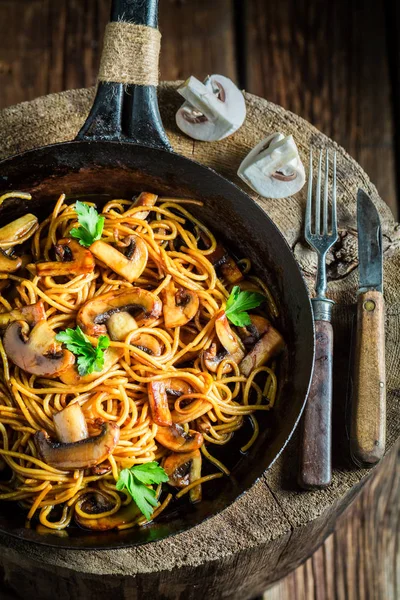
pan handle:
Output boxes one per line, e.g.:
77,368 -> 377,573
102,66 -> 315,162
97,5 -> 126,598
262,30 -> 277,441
76,0 -> 171,151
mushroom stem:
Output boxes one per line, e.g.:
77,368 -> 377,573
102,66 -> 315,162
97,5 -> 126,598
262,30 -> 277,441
53,403 -> 88,444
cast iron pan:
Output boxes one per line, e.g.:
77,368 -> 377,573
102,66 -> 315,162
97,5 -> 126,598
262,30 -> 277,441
0,0 -> 315,549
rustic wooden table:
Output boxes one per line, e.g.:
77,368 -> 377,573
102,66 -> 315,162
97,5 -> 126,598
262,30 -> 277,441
0,1 -> 398,598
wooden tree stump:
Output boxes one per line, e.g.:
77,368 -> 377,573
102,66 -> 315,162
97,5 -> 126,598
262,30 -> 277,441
0,83 -> 399,600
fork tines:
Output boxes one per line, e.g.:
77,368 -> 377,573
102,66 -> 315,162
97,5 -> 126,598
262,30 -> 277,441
305,148 -> 338,244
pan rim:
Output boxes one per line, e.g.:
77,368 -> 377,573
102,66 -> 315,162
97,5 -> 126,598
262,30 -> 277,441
0,139 -> 315,550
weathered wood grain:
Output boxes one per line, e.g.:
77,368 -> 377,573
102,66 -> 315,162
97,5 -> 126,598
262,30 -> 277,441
245,0 -> 398,218
265,440 -> 400,600
0,1 -> 398,598
159,0 -> 236,82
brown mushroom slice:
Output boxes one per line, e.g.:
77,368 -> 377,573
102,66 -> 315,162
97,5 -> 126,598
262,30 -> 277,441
3,320 -> 75,377
0,301 -> 46,329
0,214 -> 39,248
130,191 -> 158,220
90,235 -> 148,283
34,422 -> 120,470
164,449 -> 202,503
203,342 -> 231,374
237,315 -> 271,348
36,238 -> 95,277
155,422 -> 203,453
206,243 -> 243,284
0,249 -> 22,273
77,288 -> 162,337
215,313 -> 245,363
162,280 -> 199,328
148,381 -> 172,427
59,347 -> 124,385
75,492 -> 141,531
53,403 -> 88,444
239,327 -> 285,377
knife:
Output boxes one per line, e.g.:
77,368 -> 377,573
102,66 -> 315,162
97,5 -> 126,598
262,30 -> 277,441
350,189 -> 386,467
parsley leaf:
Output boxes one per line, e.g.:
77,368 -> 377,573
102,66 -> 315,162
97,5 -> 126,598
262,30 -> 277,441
116,462 -> 169,521
70,201 -> 104,248
55,326 -> 110,376
225,286 -> 265,327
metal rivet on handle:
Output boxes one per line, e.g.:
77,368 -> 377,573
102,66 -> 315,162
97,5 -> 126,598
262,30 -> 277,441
364,300 -> 376,311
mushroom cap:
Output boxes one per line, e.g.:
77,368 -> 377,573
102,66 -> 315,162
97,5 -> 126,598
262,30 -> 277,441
36,238 -> 95,277
34,422 -> 120,470
90,235 -> 148,283
3,320 -> 75,377
176,74 -> 246,142
0,250 -> 22,273
77,288 -> 162,337
162,280 -> 199,328
0,214 -> 39,249
0,300 -> 46,329
239,327 -> 285,377
75,493 -> 141,531
238,133 -> 306,199
155,422 -> 203,453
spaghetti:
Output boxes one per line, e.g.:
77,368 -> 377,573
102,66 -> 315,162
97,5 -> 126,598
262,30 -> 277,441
0,191 -> 283,532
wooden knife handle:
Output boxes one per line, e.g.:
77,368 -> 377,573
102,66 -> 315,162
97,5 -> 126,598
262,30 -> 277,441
298,320 -> 333,490
350,290 -> 386,467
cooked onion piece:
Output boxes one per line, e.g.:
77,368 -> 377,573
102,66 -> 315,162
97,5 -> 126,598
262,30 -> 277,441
238,133 -> 306,198
176,74 -> 246,141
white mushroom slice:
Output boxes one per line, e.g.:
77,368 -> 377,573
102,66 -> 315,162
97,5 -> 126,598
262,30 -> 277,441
238,133 -> 306,199
176,74 -> 246,142
90,235 -> 148,283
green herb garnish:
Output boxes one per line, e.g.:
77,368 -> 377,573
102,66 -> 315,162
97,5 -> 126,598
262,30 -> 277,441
225,285 -> 265,327
70,201 -> 104,247
55,326 -> 109,376
116,462 -> 169,520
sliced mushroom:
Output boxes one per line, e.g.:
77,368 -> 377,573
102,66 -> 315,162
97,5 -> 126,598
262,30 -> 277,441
0,250 -> 22,273
34,422 -> 120,470
203,342 -> 231,374
77,288 -> 162,337
237,315 -> 271,348
239,327 -> 285,377
238,133 -> 306,199
148,381 -> 172,427
53,403 -> 88,444
3,320 -> 75,377
36,238 -> 95,277
0,214 -> 39,249
176,74 -> 246,141
162,280 -> 199,328
164,449 -> 202,503
215,313 -> 245,363
0,301 -> 46,329
59,347 -> 123,385
75,493 -> 141,531
205,242 -> 243,284
155,422 -> 203,453
130,191 -> 158,220
90,235 -> 148,283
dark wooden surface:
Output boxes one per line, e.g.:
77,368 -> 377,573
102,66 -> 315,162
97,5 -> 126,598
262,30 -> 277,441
0,1 -> 398,598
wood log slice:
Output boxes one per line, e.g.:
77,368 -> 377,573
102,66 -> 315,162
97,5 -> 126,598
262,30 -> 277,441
0,83 -> 399,600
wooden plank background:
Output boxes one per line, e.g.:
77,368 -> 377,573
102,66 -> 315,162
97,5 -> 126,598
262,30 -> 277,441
0,1 -> 398,598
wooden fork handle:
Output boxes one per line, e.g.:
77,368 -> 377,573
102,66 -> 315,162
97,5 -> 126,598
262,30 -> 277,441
350,290 -> 386,467
298,320 -> 333,489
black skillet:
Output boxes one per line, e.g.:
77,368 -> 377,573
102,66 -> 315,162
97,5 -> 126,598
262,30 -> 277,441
0,0 -> 314,549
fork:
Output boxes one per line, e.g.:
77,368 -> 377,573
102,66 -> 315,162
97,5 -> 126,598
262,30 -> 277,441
298,148 -> 338,490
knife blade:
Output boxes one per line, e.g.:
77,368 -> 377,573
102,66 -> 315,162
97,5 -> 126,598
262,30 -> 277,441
357,189 -> 383,292
350,189 -> 386,467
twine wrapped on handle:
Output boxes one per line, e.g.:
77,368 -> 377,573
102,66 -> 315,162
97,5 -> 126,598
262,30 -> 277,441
98,22 -> 161,86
